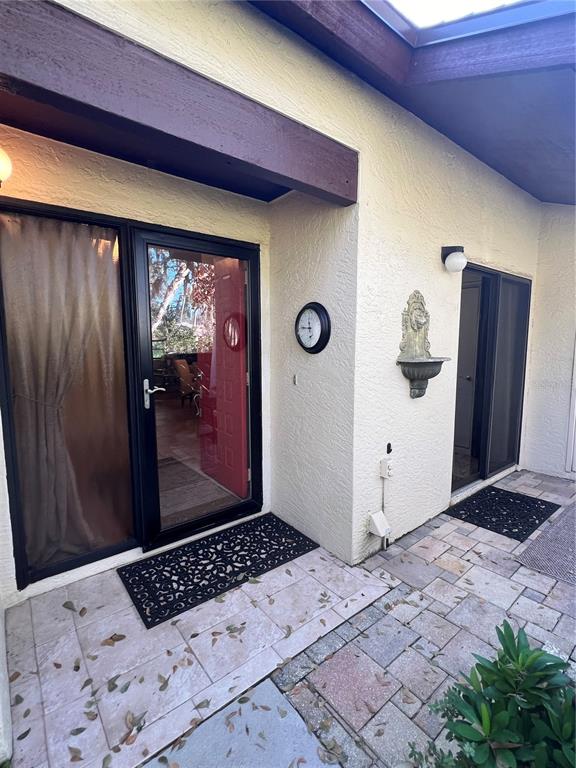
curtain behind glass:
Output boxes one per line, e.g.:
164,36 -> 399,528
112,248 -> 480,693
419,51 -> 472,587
0,213 -> 133,571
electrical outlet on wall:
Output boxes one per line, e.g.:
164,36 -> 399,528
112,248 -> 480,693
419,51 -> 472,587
379,458 -> 393,479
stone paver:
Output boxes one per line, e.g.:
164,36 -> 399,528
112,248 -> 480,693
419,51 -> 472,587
446,595 -> 518,647
407,536 -> 451,563
463,541 -> 520,578
388,648 -> 446,700
423,578 -> 468,609
353,615 -> 418,668
455,565 -> 523,609
435,629 -> 495,679
385,589 -> 432,624
511,565 -> 557,595
305,630 -> 347,664
378,552 -> 443,589
6,468 -> 573,768
308,645 -> 401,729
408,609 -> 460,648
149,679 -> 327,768
544,580 -> 576,618
524,622 -> 575,660
272,653 -> 316,692
361,702 -> 429,766
434,551 -> 473,577
391,687 -> 422,717
510,595 -> 560,631
287,682 -> 373,768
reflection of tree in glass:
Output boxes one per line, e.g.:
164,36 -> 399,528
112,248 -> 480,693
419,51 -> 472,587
149,248 -> 215,353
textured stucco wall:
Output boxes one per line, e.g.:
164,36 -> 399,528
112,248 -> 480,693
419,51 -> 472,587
521,204 -> 576,479
52,0 -> 549,564
269,193 -> 359,563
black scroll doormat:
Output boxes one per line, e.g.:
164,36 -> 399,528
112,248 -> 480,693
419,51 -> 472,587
118,514 -> 318,628
447,486 -> 559,542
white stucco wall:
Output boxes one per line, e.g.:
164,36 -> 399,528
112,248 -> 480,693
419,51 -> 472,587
521,204 -> 576,479
268,193 -> 359,563
51,0 -> 554,564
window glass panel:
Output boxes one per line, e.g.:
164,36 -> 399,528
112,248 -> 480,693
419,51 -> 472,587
147,245 -> 250,529
0,213 -> 133,571
488,278 -> 530,474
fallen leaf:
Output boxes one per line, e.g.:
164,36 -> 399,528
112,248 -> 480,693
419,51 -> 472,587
79,607 -> 87,618
62,601 -> 77,612
70,727 -> 86,736
17,728 -> 30,741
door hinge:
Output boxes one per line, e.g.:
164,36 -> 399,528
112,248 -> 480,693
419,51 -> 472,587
246,371 -> 250,385
247,468 -> 252,482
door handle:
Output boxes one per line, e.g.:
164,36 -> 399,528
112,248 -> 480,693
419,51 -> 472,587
143,378 -> 166,409
466,376 -> 472,381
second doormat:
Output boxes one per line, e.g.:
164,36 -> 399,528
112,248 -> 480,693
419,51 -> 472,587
118,513 -> 318,628
447,486 -> 559,542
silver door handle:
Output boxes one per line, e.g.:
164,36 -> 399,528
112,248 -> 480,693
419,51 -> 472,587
143,378 -> 166,409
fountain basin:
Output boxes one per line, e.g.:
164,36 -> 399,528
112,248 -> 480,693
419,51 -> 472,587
396,357 -> 450,398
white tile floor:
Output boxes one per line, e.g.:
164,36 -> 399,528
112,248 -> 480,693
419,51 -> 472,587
5,469 -> 575,768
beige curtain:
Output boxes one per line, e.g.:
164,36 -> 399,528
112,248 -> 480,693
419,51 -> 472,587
0,213 -> 129,568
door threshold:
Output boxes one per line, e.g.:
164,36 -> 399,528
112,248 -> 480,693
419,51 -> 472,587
450,465 -> 517,506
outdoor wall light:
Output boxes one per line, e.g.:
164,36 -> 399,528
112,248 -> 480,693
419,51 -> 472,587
0,148 -> 13,188
441,245 -> 467,273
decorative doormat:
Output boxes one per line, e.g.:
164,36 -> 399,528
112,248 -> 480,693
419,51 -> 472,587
447,486 -> 559,542
118,514 -> 318,628
518,504 -> 575,585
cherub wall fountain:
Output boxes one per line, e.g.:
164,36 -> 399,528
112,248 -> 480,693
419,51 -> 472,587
396,290 -> 450,398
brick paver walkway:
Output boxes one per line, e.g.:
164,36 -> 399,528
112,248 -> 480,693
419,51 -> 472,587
6,470 -> 575,768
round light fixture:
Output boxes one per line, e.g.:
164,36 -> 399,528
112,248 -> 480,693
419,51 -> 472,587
441,246 -> 467,273
0,148 -> 13,188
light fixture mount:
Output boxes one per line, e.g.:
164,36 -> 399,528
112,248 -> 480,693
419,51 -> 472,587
441,245 -> 467,273
441,245 -> 464,263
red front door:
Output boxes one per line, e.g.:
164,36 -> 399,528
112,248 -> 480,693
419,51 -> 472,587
199,258 -> 249,498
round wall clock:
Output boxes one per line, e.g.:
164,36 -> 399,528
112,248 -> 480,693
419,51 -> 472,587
295,302 -> 331,354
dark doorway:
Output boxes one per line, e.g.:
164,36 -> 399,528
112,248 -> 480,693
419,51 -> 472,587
452,265 -> 530,491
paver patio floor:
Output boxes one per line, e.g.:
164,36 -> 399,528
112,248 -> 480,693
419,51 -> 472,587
6,470 -> 575,768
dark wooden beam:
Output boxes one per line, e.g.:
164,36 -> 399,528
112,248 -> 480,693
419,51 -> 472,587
409,14 -> 576,84
0,1 -> 358,206
250,0 -> 412,95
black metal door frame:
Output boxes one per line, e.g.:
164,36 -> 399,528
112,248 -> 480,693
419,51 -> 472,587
0,196 -> 262,587
132,227 -> 263,551
453,263 -> 531,491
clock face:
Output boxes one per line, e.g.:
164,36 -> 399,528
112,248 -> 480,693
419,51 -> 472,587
295,302 -> 331,354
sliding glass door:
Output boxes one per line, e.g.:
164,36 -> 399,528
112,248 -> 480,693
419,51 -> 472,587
0,205 -> 262,585
133,229 -> 261,549
452,264 -> 530,491
487,276 -> 531,474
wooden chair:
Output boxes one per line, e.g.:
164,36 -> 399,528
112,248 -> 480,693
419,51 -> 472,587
173,359 -> 201,414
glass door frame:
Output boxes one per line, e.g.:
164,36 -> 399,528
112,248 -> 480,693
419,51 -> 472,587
132,227 -> 262,552
452,262 -> 531,491
0,197 -> 262,587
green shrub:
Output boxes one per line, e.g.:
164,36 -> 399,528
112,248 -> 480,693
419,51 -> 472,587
409,621 -> 574,768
